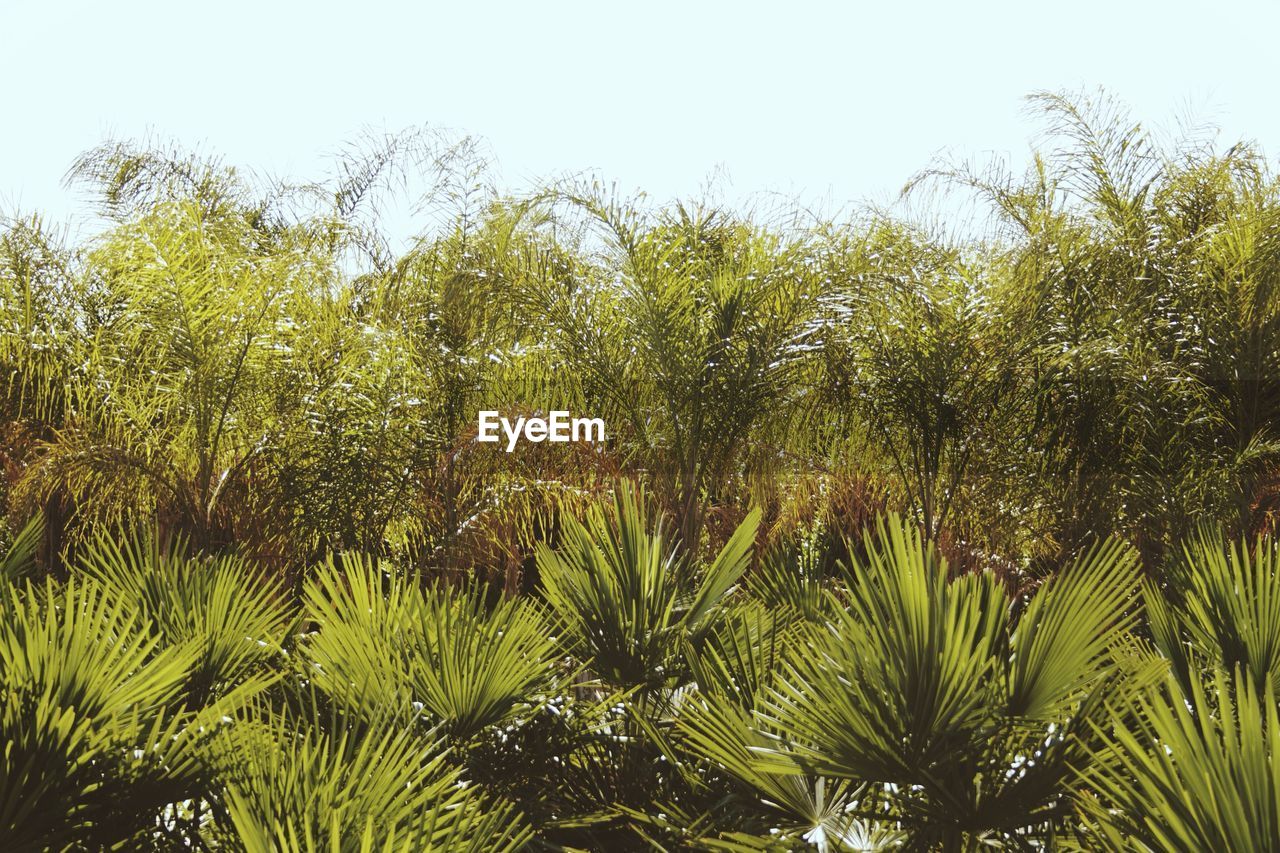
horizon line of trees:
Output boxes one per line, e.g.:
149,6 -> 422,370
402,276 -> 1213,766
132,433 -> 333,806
5,90 -> 1278,586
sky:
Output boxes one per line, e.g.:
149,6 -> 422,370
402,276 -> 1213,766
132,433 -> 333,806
2,1 -> 1279,241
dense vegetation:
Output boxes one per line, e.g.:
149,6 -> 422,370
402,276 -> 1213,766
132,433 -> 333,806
3,91 -> 1280,850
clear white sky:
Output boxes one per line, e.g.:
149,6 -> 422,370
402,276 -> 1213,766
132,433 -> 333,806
3,1 -> 1278,237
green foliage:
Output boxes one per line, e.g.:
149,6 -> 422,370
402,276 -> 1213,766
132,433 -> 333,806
821,224 -> 1032,544
537,483 -> 759,691
0,514 -> 42,585
745,517 -> 1146,848
0,576 -> 207,847
302,553 -> 566,741
216,702 -> 530,853
1149,530 -> 1280,700
535,190 -> 821,549
78,530 -> 295,702
5,91 -> 1280,848
1080,672 -> 1280,851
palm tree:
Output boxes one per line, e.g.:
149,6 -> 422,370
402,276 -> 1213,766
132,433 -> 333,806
818,220 -> 1034,549
1082,530 -> 1280,849
697,515 -> 1147,848
532,186 -> 823,552
535,482 -> 759,693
